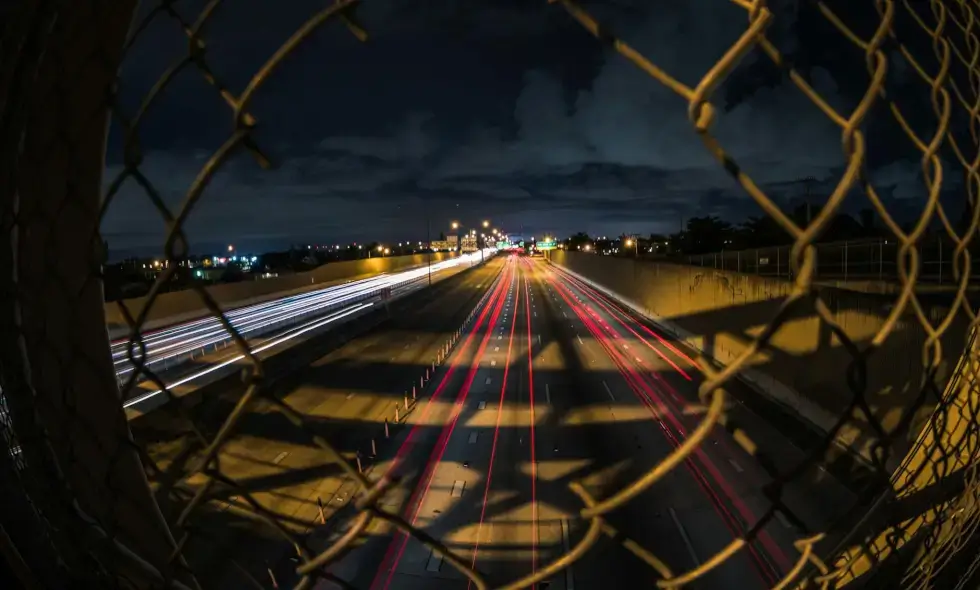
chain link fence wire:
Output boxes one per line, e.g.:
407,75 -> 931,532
2,0 -> 980,588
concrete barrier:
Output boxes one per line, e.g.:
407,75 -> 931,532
105,252 -> 460,335
548,250 -> 970,469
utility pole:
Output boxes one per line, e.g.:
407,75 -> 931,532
425,200 -> 432,285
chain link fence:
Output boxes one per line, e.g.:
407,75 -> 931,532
1,0 -> 980,589
683,237 -> 980,284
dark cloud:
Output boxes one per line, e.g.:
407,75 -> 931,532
102,0 -> 968,258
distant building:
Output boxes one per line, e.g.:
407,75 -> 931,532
430,241 -> 455,251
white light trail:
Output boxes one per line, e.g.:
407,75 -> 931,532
113,251 -> 491,377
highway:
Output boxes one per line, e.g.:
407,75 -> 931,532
115,251 -> 488,404
132,255 -> 506,589
323,254 -> 854,589
134,253 -> 855,589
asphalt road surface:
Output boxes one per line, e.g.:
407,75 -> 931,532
321,254 -> 854,590
134,257 -> 505,589
136,253 -> 855,589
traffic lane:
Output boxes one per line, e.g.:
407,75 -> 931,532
536,262 -> 776,589
549,266 -> 796,581
221,265 -> 499,586
329,258 -> 518,589
555,267 -> 855,540
384,263 -> 530,589
136,260 -> 504,589
527,260 -> 707,588
119,262 -> 477,384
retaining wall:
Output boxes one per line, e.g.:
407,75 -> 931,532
105,252 -> 460,334
549,250 -> 971,468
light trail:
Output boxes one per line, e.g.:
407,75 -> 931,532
556,271 -> 793,576
371,261 -> 514,590
122,301 -> 375,408
113,251 -> 493,378
548,270 -> 780,587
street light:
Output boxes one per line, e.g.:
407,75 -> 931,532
227,244 -> 234,252
482,220 -> 490,228
384,248 -> 391,255
451,221 -> 459,230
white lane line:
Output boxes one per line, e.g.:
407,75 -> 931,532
668,508 -> 701,567
602,381 -> 615,401
478,401 -> 487,410
561,520 -> 576,590
346,392 -> 354,400
577,335 -> 584,346
775,510 -> 793,529
562,311 -> 568,318
272,451 -> 289,465
425,550 -> 443,572
545,384 -> 551,404
537,335 -> 542,345
728,459 -> 744,473
468,432 -> 479,444
451,480 -> 466,497
485,377 -> 492,385
494,346 -> 500,352
491,360 -> 497,367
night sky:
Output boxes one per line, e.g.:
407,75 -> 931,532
101,0 -> 970,258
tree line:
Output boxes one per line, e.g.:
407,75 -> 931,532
565,201 -> 974,256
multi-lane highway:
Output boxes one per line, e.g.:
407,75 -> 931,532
136,253 -> 854,589
133,255 -> 506,589
326,254 -> 854,589
117,251 -> 489,407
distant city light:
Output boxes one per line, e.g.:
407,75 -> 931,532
228,245 -> 234,252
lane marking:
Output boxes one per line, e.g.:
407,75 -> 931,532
468,433 -> 478,444
668,507 -> 701,567
775,510 -> 793,529
485,377 -> 492,385
728,459 -> 744,473
346,393 -> 354,400
272,451 -> 289,465
451,480 -> 466,497
561,520 -> 576,590
602,381 -> 615,401
537,335 -> 542,345
491,360 -> 497,367
577,335 -> 584,346
478,401 -> 487,410
494,346 -> 500,352
562,311 -> 568,318
425,550 -> 443,572
545,384 -> 551,404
